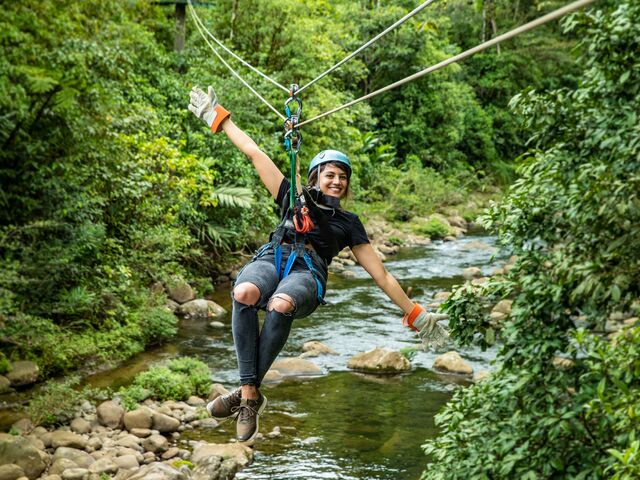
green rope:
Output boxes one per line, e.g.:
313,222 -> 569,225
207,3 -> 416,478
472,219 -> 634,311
289,150 -> 297,209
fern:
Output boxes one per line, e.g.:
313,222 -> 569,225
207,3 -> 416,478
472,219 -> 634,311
209,185 -> 253,209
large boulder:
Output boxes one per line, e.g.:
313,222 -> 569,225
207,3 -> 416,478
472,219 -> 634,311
123,407 -> 153,431
191,442 -> 254,469
52,447 -> 94,468
0,464 -> 25,480
50,431 -> 88,449
152,412 -> 180,433
113,462 -> 189,480
5,361 -> 39,387
300,341 -> 337,358
142,434 -> 169,453
0,376 -> 11,394
462,267 -> 483,280
167,283 -> 195,304
97,400 -> 124,429
268,358 -> 322,378
433,351 -> 473,375
0,437 -> 47,480
176,299 -> 226,319
492,299 -> 513,315
347,347 -> 411,374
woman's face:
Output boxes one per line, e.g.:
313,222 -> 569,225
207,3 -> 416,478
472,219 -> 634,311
318,164 -> 349,199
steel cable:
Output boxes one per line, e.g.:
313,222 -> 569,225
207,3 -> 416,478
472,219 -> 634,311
187,0 -> 286,121
297,0 -> 598,128
297,0 -> 439,95
187,0 -> 289,93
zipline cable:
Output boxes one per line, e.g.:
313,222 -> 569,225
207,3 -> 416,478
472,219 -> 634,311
186,0 -> 289,93
297,0 -> 598,128
187,0 -> 286,121
297,0 -> 439,95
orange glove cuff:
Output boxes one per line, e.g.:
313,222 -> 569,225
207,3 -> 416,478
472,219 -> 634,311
210,105 -> 231,133
402,303 -> 424,331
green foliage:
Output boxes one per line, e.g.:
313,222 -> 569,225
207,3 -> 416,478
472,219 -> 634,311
27,376 -> 106,427
423,3 -> 640,478
117,384 -> 152,412
119,357 -> 211,407
413,217 -> 453,240
0,352 -> 10,375
172,459 -> 194,470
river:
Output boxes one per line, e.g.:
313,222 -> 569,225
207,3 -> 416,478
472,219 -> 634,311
2,234 -> 506,479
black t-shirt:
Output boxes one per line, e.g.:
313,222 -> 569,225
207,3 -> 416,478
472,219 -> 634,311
274,179 -> 370,266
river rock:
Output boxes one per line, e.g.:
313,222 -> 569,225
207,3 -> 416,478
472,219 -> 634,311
0,464 -> 25,480
113,454 -> 139,470
302,341 -> 337,355
462,240 -> 494,251
347,347 -> 411,374
433,351 -> 473,375
165,300 -> 180,313
116,434 -> 143,451
167,283 -> 195,304
177,299 -> 226,319
433,291 -> 451,302
53,447 -> 95,468
161,447 -> 180,460
207,384 -> 230,402
187,396 -> 205,406
10,418 -> 33,435
97,400 -> 124,429
261,370 -> 284,383
41,476 -> 62,480
462,267 -> 482,280
50,431 -> 88,449
191,442 -> 254,468
6,361 -> 39,387
88,457 -> 119,475
492,299 -> 513,315
60,469 -> 88,480
268,358 -> 322,377
130,428 -> 152,438
0,437 -> 47,479
142,434 -> 168,453
0,376 -> 11,394
124,407 -> 153,431
152,412 -> 180,433
49,459 -> 79,476
114,462 -> 188,480
70,418 -> 91,435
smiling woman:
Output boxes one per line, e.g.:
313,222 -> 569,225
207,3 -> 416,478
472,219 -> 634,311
188,85 -> 447,444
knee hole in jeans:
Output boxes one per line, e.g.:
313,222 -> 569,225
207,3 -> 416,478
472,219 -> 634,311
233,282 -> 261,306
267,294 -> 296,315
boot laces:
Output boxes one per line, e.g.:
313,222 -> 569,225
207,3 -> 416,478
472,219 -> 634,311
233,400 -> 260,424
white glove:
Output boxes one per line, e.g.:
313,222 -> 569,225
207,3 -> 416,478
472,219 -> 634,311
403,304 -> 449,350
188,86 -> 230,133
414,311 -> 449,350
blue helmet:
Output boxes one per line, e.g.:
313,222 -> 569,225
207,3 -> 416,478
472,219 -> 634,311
307,150 -> 352,180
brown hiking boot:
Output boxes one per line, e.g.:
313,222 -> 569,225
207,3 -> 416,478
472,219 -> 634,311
235,393 -> 267,442
206,388 -> 242,420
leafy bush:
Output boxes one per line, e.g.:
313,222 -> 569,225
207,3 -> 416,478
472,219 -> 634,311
413,217 -> 453,240
423,3 -> 640,478
120,357 -> 211,407
27,376 -> 106,427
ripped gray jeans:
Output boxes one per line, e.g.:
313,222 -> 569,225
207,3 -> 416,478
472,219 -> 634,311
231,245 -> 327,386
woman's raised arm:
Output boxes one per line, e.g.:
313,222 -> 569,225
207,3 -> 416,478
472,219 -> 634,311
220,119 -> 284,199
188,86 -> 284,199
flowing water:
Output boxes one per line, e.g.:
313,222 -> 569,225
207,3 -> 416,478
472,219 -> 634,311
1,234 -> 507,479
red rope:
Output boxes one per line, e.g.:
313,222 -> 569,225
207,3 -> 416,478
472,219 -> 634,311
293,206 -> 314,233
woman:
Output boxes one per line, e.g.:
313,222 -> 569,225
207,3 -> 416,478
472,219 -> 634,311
188,86 -> 445,442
